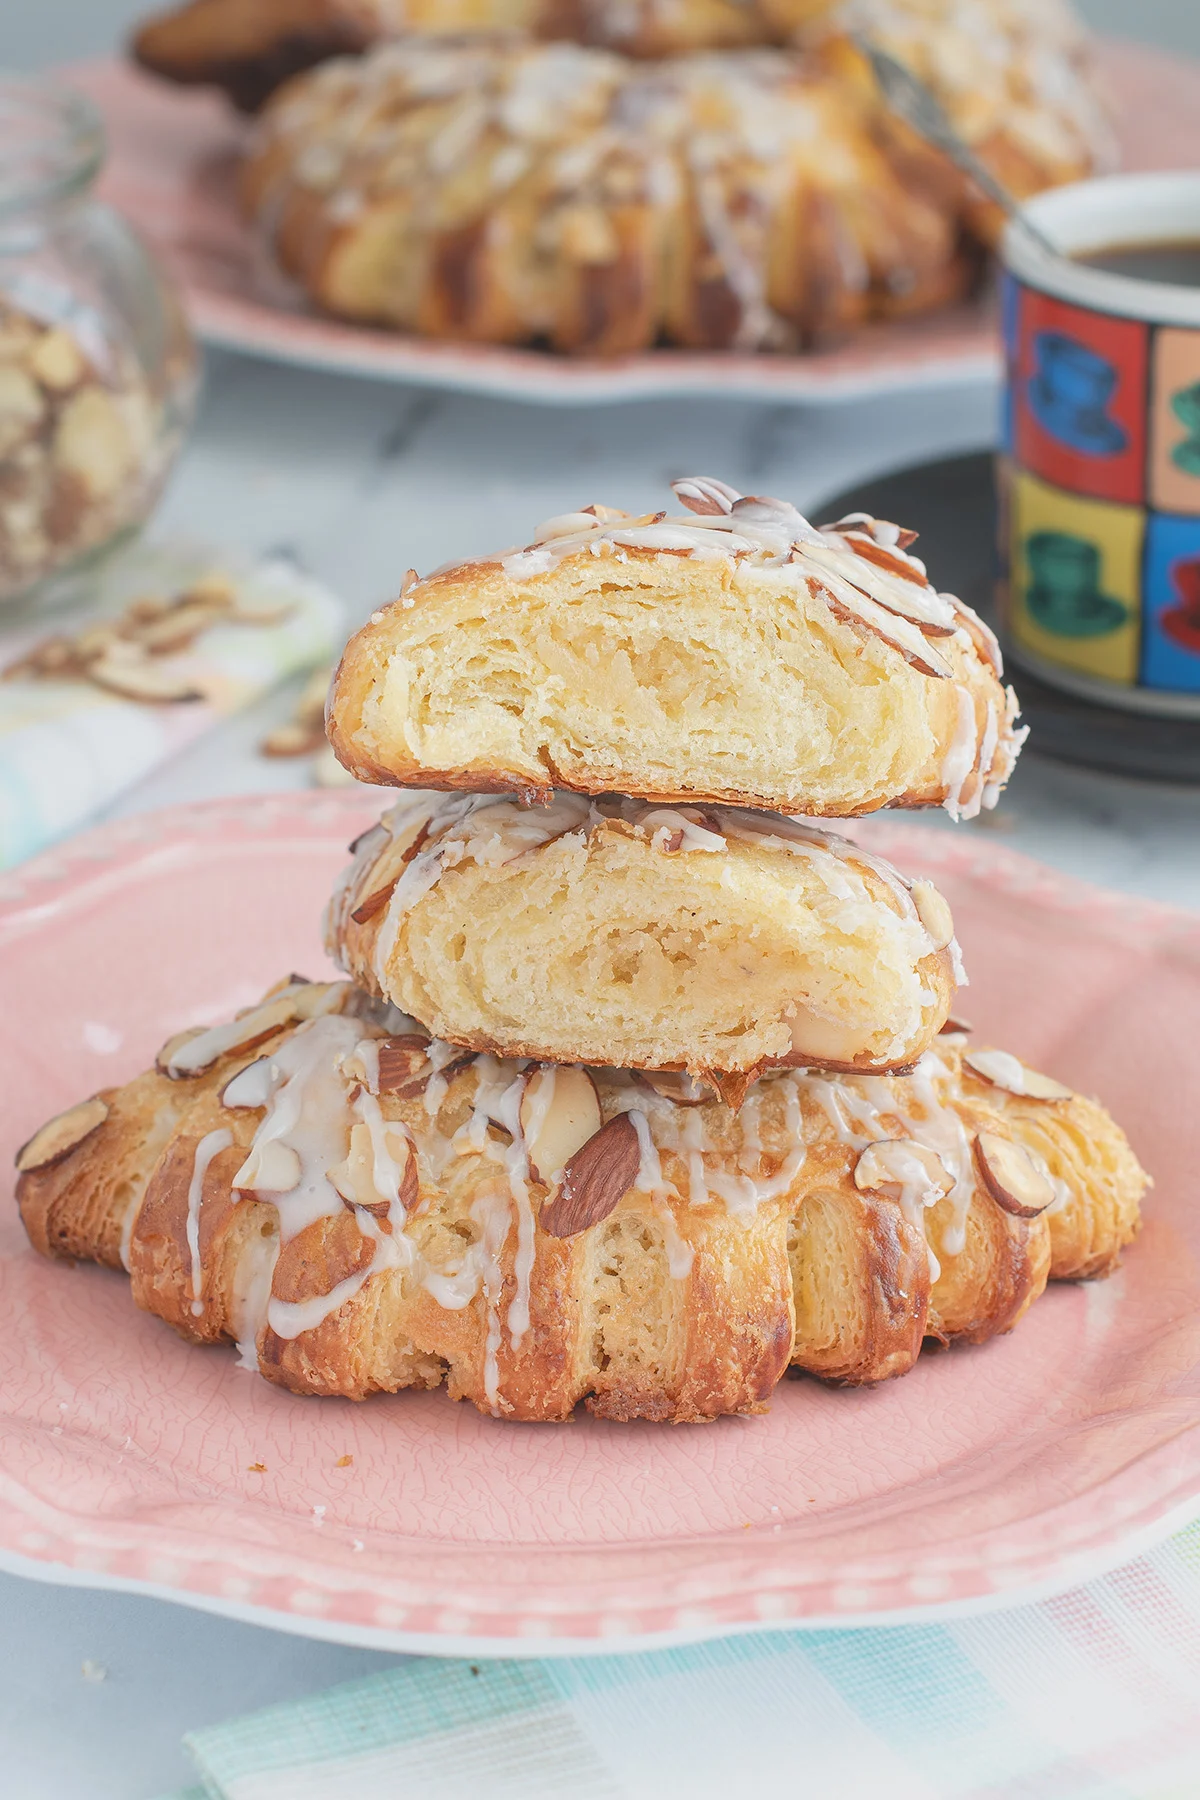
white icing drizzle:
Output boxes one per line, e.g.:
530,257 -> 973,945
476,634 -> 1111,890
165,981 -> 344,1078
117,1193 -> 139,1273
941,685 -> 982,823
231,1225 -> 278,1371
185,1129 -> 232,1317
423,1037 -> 466,1118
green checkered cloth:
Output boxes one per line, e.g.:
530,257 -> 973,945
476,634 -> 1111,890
161,1519 -> 1200,1799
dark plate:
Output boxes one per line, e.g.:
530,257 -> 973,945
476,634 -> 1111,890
815,451 -> 1200,785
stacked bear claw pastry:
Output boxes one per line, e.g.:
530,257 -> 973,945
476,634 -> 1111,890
16,479 -> 1148,1421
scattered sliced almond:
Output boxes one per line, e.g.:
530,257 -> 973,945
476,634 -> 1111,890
234,1138 -> 302,1195
939,1014 -> 973,1035
15,1094 -> 109,1174
131,600 -> 227,655
636,1070 -> 713,1107
973,1131 -> 1056,1217
520,1066 -> 603,1184
911,879 -> 955,953
87,654 -> 204,704
261,720 -> 326,758
854,1138 -> 952,1200
964,1049 -> 1072,1102
540,1112 -> 640,1238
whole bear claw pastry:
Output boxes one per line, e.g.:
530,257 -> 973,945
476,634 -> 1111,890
15,980 -> 1147,1421
324,791 -> 963,1098
327,479 -> 1026,821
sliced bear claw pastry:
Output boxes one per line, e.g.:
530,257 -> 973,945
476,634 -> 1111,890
327,479 -> 1025,820
324,792 -> 963,1099
15,981 -> 1147,1421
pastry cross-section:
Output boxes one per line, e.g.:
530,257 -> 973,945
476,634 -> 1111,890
324,793 -> 964,1095
328,480 -> 1025,820
15,981 -> 1147,1422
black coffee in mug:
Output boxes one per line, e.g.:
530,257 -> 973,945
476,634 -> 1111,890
1075,240 -> 1200,287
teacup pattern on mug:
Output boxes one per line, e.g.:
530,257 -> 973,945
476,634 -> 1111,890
1003,276 -> 1200,695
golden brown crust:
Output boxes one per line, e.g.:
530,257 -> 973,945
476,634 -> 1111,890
12,982 -> 1149,1420
325,490 -> 1023,822
132,0 -> 370,112
326,794 -> 960,1082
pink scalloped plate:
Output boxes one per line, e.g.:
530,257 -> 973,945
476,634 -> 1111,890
63,43 -> 1200,406
1,791 -> 1198,1654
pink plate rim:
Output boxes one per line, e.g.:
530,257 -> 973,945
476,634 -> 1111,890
2,791 -> 1199,1650
68,39 -> 1200,407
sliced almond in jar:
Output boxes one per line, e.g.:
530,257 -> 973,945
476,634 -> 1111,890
28,328 -> 87,392
15,1094 -> 109,1173
911,879 -> 955,953
540,1112 -> 640,1238
635,1070 -> 713,1107
854,1138 -> 952,1199
964,1049 -> 1072,1101
233,1138 -> 301,1195
520,1066 -> 603,1185
973,1132 -> 1056,1217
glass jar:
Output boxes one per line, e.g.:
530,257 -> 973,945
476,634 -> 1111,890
0,73 -> 197,609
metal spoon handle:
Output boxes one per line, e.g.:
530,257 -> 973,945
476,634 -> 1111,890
854,36 -> 1061,261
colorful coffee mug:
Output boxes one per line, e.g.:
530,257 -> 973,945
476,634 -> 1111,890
999,171 -> 1200,717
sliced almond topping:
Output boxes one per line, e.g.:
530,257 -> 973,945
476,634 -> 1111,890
540,1112 -> 640,1238
939,1014 -> 973,1035
636,1070 -> 713,1107
155,1027 -> 206,1076
911,879 -> 955,953
854,1138 -> 952,1200
163,987 -> 330,1079
233,1139 -> 301,1195
327,1119 -> 417,1219
671,476 -> 738,515
520,1066 -> 603,1185
973,1132 -> 1056,1217
964,1049 -> 1072,1102
812,571 -> 953,680
15,1094 -> 109,1174
376,1034 -> 433,1098
349,818 -> 432,925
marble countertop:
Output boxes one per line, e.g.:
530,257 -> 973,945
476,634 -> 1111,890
4,346 -> 1200,1800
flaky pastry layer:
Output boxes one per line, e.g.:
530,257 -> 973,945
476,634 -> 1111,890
16,979 -> 1146,1421
325,791 -> 962,1093
328,482 -> 1024,821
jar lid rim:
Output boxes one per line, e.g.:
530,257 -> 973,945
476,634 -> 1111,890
0,73 -> 104,216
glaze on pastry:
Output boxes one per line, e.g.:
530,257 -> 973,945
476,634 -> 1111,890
15,980 -> 1147,1421
328,480 -> 1024,819
324,793 -> 963,1094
